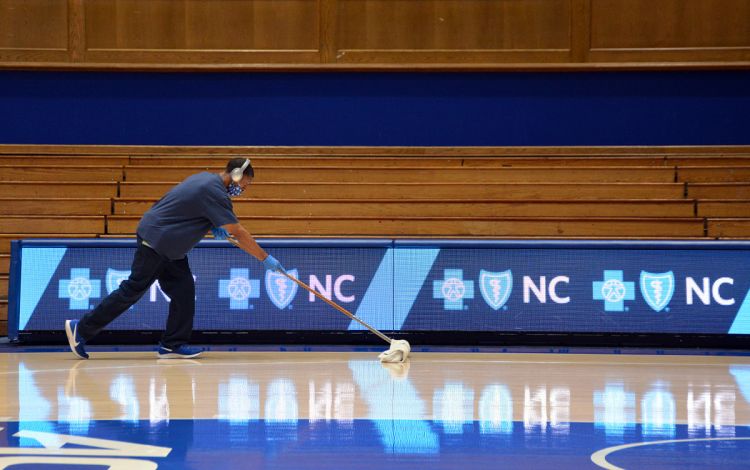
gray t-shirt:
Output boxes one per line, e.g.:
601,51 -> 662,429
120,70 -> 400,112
137,172 -> 238,260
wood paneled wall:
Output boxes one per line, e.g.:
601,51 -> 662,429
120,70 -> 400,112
0,0 -> 748,69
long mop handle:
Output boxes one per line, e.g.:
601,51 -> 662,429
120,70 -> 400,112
281,271 -> 393,344
226,237 -> 393,344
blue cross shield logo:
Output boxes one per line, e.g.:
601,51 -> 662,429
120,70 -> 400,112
106,269 -> 131,295
433,269 -> 474,311
593,270 -> 635,312
640,271 -> 674,312
479,270 -> 513,310
266,269 -> 299,310
58,268 -> 101,310
219,268 -> 260,310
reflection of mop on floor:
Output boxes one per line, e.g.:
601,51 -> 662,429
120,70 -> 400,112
349,360 -> 438,454
730,365 -> 750,404
228,237 -> 411,363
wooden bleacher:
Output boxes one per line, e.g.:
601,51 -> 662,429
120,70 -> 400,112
0,165 -> 123,182
119,182 -> 686,200
114,199 -> 695,218
0,198 -> 111,215
124,165 -> 677,183
0,145 -> 749,336
0,182 -> 118,198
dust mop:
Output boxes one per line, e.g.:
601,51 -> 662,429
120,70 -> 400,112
227,237 -> 411,363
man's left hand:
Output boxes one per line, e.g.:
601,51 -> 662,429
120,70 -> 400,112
211,227 -> 229,240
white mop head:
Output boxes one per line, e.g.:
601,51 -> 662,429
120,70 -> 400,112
378,339 -> 411,363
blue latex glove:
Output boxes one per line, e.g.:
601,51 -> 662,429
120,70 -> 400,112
211,227 -> 229,240
263,254 -> 285,273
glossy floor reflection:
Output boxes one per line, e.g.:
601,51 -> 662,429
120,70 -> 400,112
1,350 -> 749,469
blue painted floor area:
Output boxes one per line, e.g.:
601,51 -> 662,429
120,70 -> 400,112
2,420 -> 750,469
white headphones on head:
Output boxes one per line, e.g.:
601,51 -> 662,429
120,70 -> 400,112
230,159 -> 251,183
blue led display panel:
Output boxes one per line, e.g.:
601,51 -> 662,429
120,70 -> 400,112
9,239 -> 750,338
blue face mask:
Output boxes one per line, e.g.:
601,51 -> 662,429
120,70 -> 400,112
227,183 -> 243,197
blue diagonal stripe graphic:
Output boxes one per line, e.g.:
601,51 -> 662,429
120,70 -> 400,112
20,247 -> 67,330
352,247 -> 440,331
729,287 -> 750,334
352,249 -> 394,331
393,248 -> 440,329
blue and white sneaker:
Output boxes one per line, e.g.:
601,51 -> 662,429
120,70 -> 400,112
157,344 -> 202,359
65,320 -> 89,359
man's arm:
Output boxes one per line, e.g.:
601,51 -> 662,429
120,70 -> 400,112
222,223 -> 268,261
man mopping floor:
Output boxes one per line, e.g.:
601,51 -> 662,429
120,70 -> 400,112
65,158 -> 285,360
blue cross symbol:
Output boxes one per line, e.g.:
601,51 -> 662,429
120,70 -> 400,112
58,268 -> 101,310
593,270 -> 635,312
433,269 -> 474,311
219,268 -> 260,310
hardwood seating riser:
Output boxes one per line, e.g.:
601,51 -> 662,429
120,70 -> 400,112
124,166 -> 677,183
114,200 -> 695,218
0,199 -> 111,216
0,217 -> 105,234
0,183 -> 118,198
0,166 -> 123,182
697,201 -> 750,217
678,167 -> 750,183
120,182 -> 686,200
707,219 -> 750,238
687,184 -> 750,199
108,216 -> 705,237
0,156 -> 129,166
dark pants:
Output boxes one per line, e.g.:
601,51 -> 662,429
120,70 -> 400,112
78,237 -> 195,348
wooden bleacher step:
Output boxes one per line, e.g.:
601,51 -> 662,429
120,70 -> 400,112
0,216 -> 105,234
0,198 -> 111,216
107,215 -> 705,237
0,182 -> 118,198
0,165 -> 123,182
677,166 -> 750,183
0,156 -> 129,166
707,219 -> 750,238
113,198 -> 696,218
0,299 -> 7,325
123,166 -> 677,183
119,182 -> 686,200
696,200 -> 750,217
128,155 -> 670,167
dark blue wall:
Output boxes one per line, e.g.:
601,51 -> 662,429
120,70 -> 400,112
1,70 -> 748,146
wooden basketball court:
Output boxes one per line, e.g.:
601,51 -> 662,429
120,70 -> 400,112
0,347 -> 748,469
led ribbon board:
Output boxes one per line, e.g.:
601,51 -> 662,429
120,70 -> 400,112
8,239 -> 750,338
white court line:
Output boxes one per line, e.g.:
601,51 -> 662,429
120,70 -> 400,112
591,437 -> 750,470
0,360 -> 355,376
